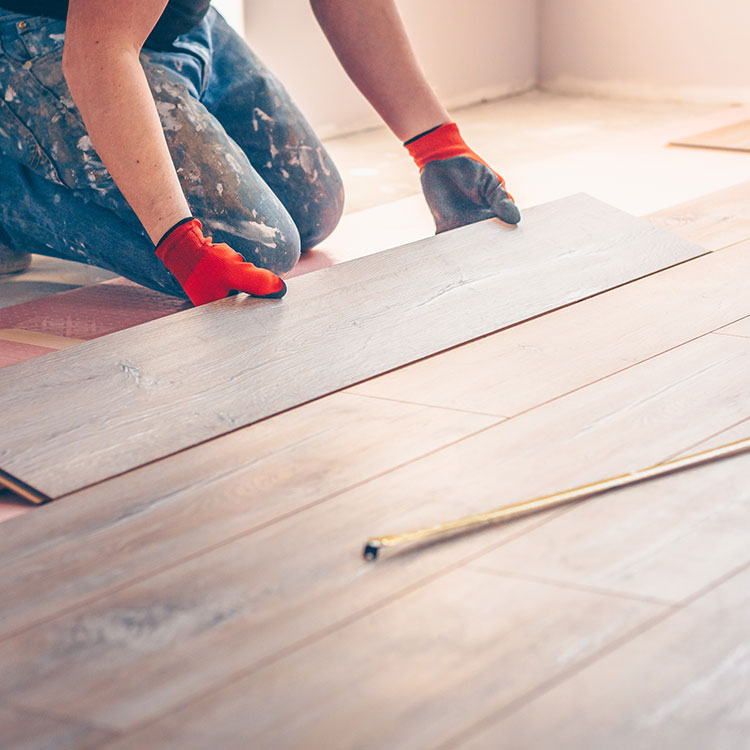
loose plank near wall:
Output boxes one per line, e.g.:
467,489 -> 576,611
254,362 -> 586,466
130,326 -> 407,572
0,194 -> 707,500
3,335 -> 749,736
670,119 -> 750,153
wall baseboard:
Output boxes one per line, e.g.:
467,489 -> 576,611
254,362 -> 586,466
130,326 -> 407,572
541,75 -> 750,106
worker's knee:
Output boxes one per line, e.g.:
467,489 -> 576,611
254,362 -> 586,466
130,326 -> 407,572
300,169 -> 344,250
203,207 -> 301,276
298,167 -> 345,251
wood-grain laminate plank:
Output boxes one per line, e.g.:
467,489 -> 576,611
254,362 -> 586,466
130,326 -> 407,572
670,119 -> 750,152
0,704 -> 116,750
97,458 -> 750,748
0,195 -> 706,500
0,394 -> 494,631
2,334 -> 748,733
457,562 -> 750,750
347,239 -> 750,415
468,448 -> 750,604
644,180 -> 750,250
100,569 -> 663,750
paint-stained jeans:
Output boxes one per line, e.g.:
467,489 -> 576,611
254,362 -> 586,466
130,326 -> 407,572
0,8 -> 344,296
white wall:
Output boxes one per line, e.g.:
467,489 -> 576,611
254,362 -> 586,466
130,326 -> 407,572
241,0 -> 539,137
214,0 -> 750,137
539,0 -> 750,104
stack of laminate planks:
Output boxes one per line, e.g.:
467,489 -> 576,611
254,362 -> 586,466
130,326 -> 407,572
0,187 -> 749,749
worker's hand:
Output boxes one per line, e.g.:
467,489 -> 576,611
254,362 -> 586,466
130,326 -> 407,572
155,218 -> 287,306
405,122 -> 520,234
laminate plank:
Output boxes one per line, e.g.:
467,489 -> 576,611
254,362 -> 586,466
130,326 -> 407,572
457,563 -> 750,750
0,194 -> 706,500
468,449 -> 750,603
0,394 -> 494,630
1,334 -> 747,732
100,569 -> 663,750
348,239 -> 750,415
644,180 -> 750,250
671,119 -> 750,152
0,704 -> 116,750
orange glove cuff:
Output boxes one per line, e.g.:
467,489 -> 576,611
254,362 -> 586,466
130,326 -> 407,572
404,122 -> 512,199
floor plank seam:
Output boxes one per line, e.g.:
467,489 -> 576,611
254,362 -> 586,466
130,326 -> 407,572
98,510 -> 570,741
661,416 -> 750,462
339,390 -> 508,419
466,564 -> 678,609
0,417 -> 508,644
436,553 -> 750,750
712,331 -> 750,340
501,312 -> 750,424
710,236 -> 750,252
322,307 -> 750,431
713,310 -> 750,332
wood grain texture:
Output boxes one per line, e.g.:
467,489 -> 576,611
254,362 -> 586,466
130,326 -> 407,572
0,194 -> 707,499
2,334 -> 747,734
348,239 -> 750,415
458,562 -> 750,750
0,393 -> 494,634
102,569 -> 662,750
670,119 -> 750,152
1,238 -> 747,637
7,240 -> 748,571
468,449 -> 750,604
0,704 -> 116,750
644,181 -> 750,251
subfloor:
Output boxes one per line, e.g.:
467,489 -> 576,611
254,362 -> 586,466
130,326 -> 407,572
0,91 -> 749,747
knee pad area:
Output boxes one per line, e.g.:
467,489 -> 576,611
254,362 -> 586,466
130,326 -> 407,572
204,213 -> 301,276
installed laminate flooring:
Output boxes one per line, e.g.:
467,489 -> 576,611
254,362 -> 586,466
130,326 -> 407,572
644,180 -> 750,250
1,182 -> 749,747
459,559 -> 750,750
3,331 -> 745,744
0,194 -> 706,501
0,243 -> 746,641
670,119 -> 750,153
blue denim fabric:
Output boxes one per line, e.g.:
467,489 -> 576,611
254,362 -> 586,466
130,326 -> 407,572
0,8 -> 344,296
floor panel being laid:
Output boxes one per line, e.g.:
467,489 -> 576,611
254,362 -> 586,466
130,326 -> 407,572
670,119 -> 750,153
0,194 -> 708,501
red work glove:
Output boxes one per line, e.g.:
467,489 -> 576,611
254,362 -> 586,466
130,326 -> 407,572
155,218 -> 287,306
405,122 -> 520,233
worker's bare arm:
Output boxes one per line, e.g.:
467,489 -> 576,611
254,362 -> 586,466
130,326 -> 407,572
63,0 -> 190,243
308,0 -> 450,142
310,0 -> 520,232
